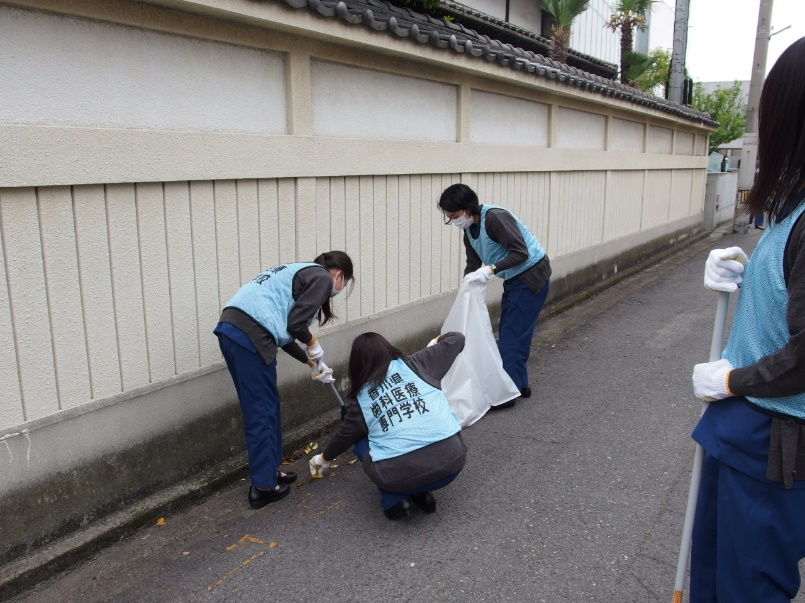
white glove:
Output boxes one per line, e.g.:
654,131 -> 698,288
469,265 -> 494,285
704,247 -> 748,293
309,453 -> 331,478
311,361 -> 335,384
306,338 -> 324,364
692,358 -> 735,401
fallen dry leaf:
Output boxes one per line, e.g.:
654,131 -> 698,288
155,518 -> 166,526
347,459 -> 358,465
269,542 -> 277,549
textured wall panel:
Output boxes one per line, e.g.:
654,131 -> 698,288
73,185 -> 121,399
163,182 -> 200,375
648,126 -> 673,154
471,91 -> 549,147
642,170 -> 673,229
690,169 -> 706,215
136,183 -> 175,382
549,171 -> 606,257
670,170 -> 694,221
0,188 -> 59,421
38,186 -> 91,409
0,207 -> 24,429
105,184 -> 150,390
558,108 -> 606,150
675,132 -> 695,155
0,5 -> 287,134
604,170 -> 644,241
236,180 -> 261,284
311,61 -> 457,141
611,118 -> 645,152
189,181 -> 220,367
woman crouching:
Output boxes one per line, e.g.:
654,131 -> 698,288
310,332 -> 467,519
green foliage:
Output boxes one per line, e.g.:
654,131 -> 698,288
623,51 -> 656,84
541,0 -> 591,63
542,0 -> 591,27
692,81 -> 747,154
607,0 -> 655,83
630,47 -> 671,95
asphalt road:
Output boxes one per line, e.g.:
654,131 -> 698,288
11,226 -> 804,603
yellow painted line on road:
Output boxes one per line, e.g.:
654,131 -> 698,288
226,534 -> 264,551
208,551 -> 265,591
319,499 -> 343,515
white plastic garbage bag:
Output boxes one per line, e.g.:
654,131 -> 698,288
440,277 -> 520,427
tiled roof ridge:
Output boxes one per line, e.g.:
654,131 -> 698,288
439,0 -> 616,71
279,0 -> 718,127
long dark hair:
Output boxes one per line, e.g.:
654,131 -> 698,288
312,250 -> 354,325
437,183 -> 481,216
746,37 -> 805,223
347,332 -> 405,399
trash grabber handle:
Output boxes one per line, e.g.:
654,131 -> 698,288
328,382 -> 345,408
673,290 -> 730,603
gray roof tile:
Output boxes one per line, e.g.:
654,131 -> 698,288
278,0 -> 718,127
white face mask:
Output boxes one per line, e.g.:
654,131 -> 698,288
452,213 -> 473,229
330,274 -> 344,297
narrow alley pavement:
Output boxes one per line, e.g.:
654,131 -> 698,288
10,226 -> 803,603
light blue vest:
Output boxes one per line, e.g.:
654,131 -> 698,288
225,263 -> 320,347
467,205 -> 546,280
356,359 -> 461,462
723,203 -> 805,418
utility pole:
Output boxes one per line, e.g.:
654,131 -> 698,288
737,0 -> 774,192
668,0 -> 689,104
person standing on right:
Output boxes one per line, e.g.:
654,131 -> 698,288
689,37 -> 805,602
438,183 -> 551,408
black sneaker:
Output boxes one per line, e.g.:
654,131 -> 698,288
383,499 -> 412,520
520,387 -> 532,398
249,484 -> 290,509
411,492 -> 437,513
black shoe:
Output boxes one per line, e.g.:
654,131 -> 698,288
411,492 -> 437,514
277,471 -> 297,485
383,499 -> 412,520
249,484 -> 290,509
520,387 -> 532,398
489,399 -> 516,411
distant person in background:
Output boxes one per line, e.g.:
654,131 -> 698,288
690,37 -> 805,602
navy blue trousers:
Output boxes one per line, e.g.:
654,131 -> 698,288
691,451 -> 805,602
218,333 -> 282,489
353,437 -> 461,510
498,278 -> 549,390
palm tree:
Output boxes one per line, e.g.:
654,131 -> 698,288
607,0 -> 655,84
541,0 -> 591,64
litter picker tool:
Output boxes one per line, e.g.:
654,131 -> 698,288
672,290 -> 730,603
328,382 -> 347,421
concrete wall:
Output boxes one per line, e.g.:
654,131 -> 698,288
703,171 -> 739,231
0,0 -> 712,565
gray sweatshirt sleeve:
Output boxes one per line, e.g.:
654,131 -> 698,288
729,214 -> 805,398
463,233 -> 482,276
288,265 -> 332,345
404,332 -> 466,388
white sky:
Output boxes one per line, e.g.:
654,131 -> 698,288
686,0 -> 805,83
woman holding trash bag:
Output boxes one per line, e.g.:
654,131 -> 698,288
437,184 -> 551,408
690,38 -> 805,603
309,331 -> 467,520
214,251 -> 354,509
